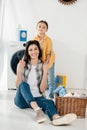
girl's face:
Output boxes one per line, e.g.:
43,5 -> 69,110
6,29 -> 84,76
36,22 -> 48,35
28,44 -> 39,60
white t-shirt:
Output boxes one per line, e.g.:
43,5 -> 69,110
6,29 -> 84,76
27,65 -> 42,97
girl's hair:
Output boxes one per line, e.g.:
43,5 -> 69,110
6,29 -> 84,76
37,20 -> 48,29
23,40 -> 42,64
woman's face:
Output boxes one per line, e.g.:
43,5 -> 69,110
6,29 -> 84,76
28,44 -> 39,60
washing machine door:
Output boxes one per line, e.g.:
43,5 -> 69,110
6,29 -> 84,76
10,49 -> 25,75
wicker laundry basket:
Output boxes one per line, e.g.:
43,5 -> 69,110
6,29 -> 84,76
55,94 -> 87,118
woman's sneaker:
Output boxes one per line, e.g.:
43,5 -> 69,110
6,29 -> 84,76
52,113 -> 77,126
36,109 -> 46,123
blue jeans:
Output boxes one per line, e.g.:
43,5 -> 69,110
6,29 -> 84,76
14,82 -> 58,121
48,63 -> 55,98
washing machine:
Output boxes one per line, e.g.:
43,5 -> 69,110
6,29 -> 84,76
7,41 -> 25,90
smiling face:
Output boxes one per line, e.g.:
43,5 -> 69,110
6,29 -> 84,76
36,22 -> 48,36
28,44 -> 39,60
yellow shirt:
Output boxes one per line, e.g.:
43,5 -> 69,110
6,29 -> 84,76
33,35 -> 55,69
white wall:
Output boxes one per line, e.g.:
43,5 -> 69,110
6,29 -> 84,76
0,0 -> 7,90
1,0 -> 87,89
0,0 -> 3,79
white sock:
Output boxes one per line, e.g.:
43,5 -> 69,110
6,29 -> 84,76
53,115 -> 60,120
34,107 -> 42,112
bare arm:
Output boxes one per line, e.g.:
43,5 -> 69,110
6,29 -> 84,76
40,62 -> 48,93
16,60 -> 25,87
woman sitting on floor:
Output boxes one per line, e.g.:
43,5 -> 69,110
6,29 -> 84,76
14,40 -> 77,125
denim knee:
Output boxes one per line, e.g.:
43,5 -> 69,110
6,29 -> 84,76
14,81 -> 35,108
45,100 -> 55,109
19,82 -> 29,90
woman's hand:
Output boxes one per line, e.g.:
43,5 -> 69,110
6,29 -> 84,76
17,60 -> 26,74
16,60 -> 26,87
40,62 -> 48,93
42,62 -> 48,74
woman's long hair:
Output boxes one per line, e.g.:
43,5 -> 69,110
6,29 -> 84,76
23,40 -> 42,64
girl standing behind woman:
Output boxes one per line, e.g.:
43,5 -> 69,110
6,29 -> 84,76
33,20 -> 55,98
14,40 -> 77,125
